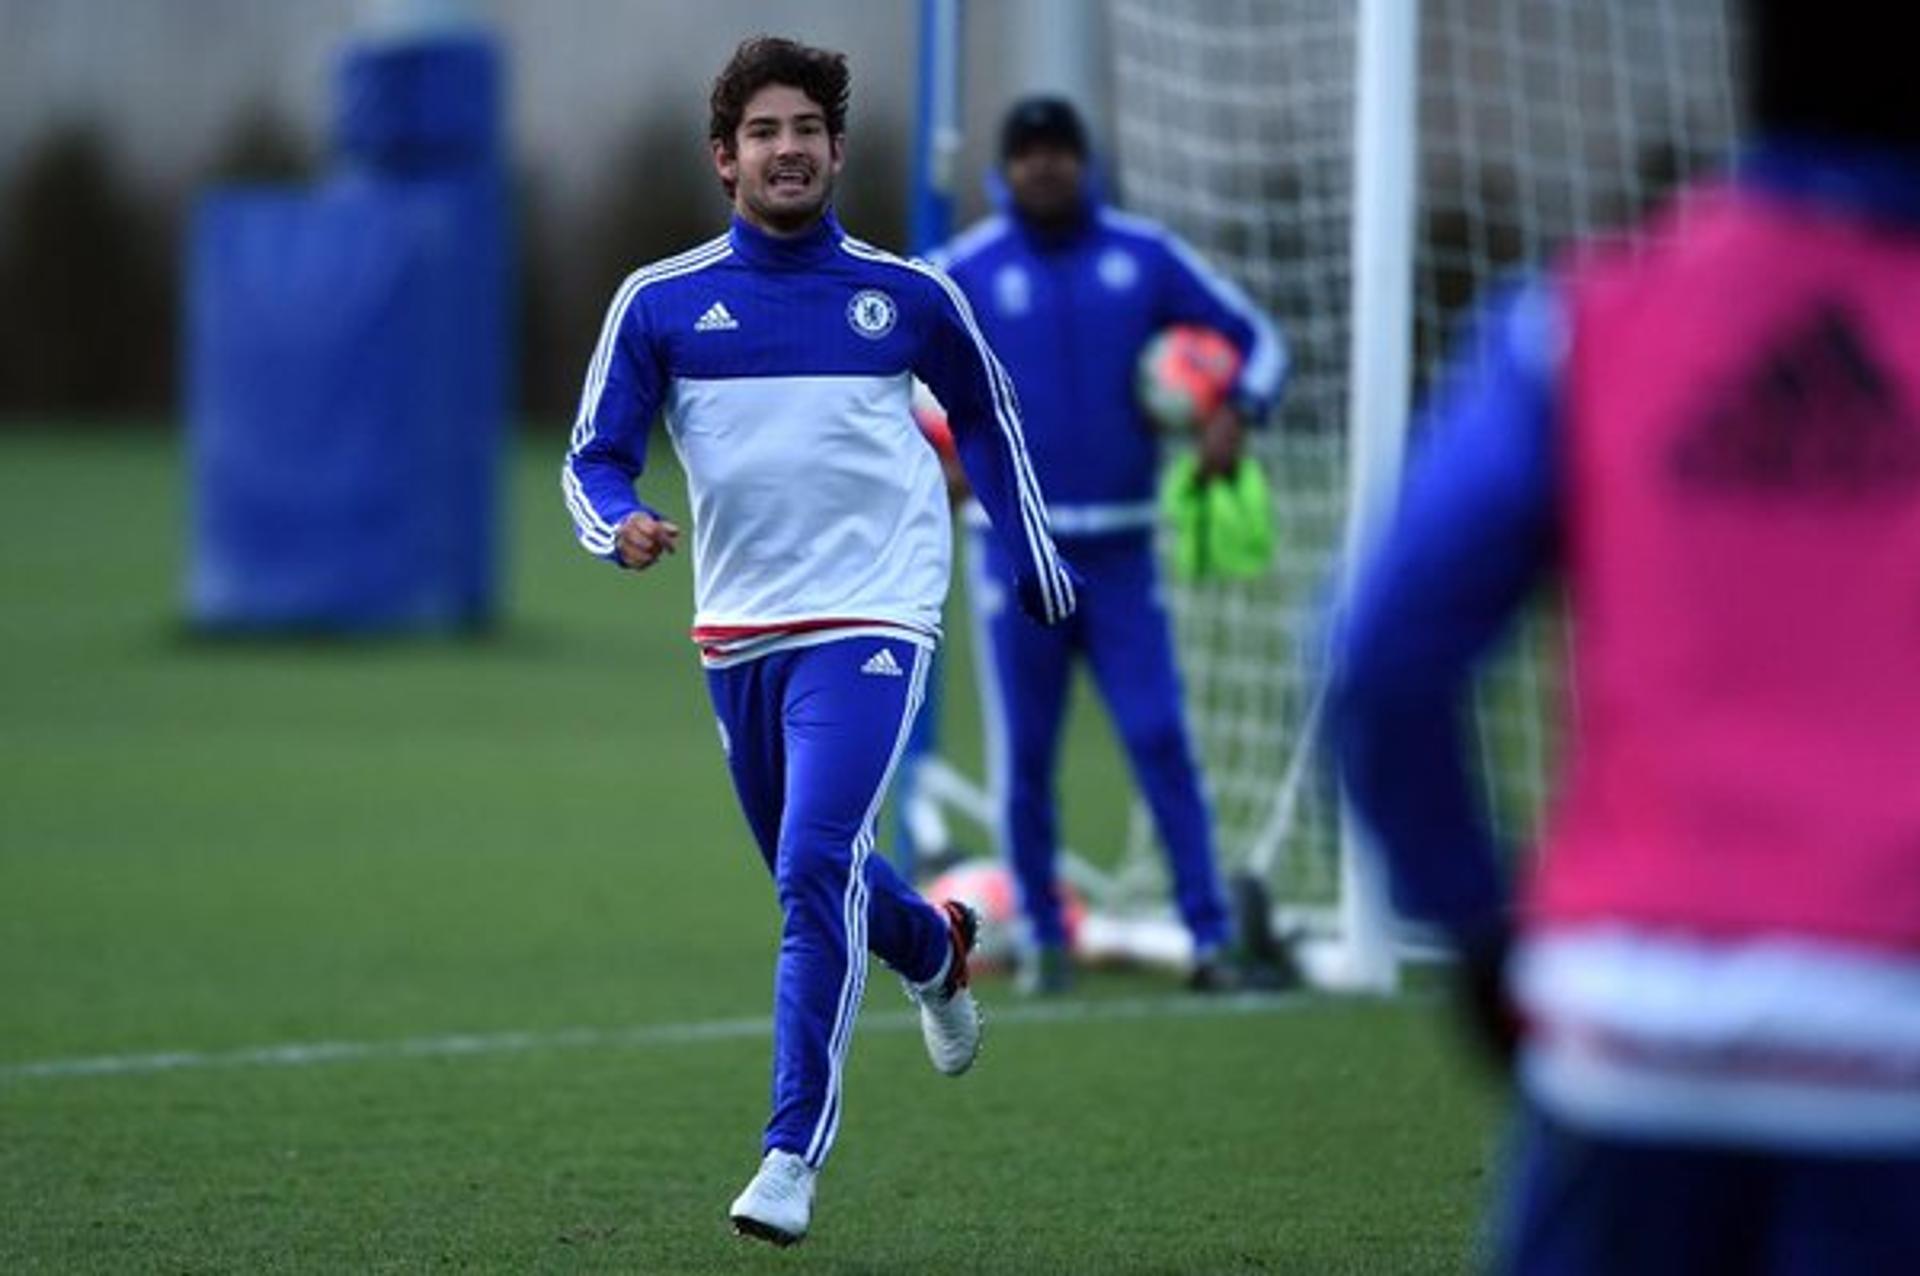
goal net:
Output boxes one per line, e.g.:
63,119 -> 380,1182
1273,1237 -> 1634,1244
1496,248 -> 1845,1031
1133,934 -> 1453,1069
1100,0 -> 1744,985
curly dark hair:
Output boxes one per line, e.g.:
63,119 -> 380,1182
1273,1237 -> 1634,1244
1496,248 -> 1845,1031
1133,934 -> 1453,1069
709,36 -> 851,153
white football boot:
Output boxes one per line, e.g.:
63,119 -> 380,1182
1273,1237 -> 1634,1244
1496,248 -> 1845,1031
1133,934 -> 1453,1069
907,900 -> 983,1076
729,1149 -> 815,1247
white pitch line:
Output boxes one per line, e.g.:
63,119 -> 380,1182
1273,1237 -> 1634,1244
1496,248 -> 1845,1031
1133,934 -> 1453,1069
0,992 -> 1311,1084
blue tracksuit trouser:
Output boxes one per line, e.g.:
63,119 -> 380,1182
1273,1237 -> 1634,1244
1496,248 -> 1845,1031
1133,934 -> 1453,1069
1498,1105 -> 1920,1274
969,529 -> 1230,951
706,635 -> 952,1167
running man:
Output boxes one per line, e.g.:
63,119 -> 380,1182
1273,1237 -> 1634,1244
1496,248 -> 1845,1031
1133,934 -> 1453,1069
562,37 -> 1077,1247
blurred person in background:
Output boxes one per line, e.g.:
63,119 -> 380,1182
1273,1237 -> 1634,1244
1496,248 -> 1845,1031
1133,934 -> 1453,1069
1332,1 -> 1920,1270
886,383 -> 972,887
560,35 -> 1078,1248
931,97 -> 1287,995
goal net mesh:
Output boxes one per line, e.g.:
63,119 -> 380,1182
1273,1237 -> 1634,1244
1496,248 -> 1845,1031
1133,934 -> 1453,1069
1106,0 -> 1743,939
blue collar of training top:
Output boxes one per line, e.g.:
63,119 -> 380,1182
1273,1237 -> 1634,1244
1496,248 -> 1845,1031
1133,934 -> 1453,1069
727,207 -> 845,269
1737,132 -> 1920,227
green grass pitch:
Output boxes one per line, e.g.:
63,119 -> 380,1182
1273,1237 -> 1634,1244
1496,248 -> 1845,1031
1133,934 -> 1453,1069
0,428 -> 1503,1272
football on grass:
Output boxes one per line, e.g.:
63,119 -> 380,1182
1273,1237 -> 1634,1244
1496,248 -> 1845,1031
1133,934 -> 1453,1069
1136,324 -> 1241,434
923,860 -> 1084,969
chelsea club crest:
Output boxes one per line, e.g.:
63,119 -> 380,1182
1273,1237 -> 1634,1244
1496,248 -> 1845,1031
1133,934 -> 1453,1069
1098,248 -> 1139,291
847,289 -> 897,339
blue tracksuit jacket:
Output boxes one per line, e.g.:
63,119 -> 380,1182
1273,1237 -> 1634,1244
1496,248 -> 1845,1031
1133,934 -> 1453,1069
934,199 -> 1287,532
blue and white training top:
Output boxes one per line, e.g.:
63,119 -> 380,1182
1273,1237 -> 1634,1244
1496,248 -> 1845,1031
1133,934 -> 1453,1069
564,210 -> 1076,659
932,198 -> 1287,537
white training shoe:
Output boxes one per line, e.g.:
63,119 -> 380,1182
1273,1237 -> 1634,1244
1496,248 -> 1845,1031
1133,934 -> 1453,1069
728,1149 -> 815,1247
907,900 -> 983,1076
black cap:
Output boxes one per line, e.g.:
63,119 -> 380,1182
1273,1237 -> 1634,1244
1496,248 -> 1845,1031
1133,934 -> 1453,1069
1000,96 -> 1088,161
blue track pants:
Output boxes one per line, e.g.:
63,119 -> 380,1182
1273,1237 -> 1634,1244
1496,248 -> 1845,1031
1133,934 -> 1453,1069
1498,1107 -> 1920,1274
706,635 -> 952,1167
969,529 -> 1229,951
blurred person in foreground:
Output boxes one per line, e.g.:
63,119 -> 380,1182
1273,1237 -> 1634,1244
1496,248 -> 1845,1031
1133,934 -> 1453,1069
932,97 -> 1287,994
1331,3 -> 1920,1271
561,36 -> 1077,1247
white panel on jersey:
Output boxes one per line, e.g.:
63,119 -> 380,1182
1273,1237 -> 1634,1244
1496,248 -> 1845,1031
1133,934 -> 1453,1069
665,373 -> 952,634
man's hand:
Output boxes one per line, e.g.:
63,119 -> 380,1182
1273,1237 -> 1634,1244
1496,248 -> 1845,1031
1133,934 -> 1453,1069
614,511 -> 681,571
1196,407 -> 1246,482
1015,557 -> 1084,626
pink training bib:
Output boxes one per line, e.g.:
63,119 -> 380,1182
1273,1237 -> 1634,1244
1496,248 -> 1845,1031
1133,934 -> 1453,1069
1534,185 -> 1920,953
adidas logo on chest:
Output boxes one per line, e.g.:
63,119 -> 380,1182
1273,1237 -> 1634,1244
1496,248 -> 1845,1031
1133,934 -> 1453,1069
694,301 -> 740,332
